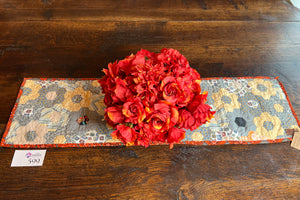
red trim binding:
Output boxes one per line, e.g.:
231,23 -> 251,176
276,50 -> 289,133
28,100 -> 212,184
0,77 -> 298,148
200,76 -> 272,80
267,138 -> 284,143
0,139 -> 291,148
228,141 -> 248,145
248,140 -> 262,144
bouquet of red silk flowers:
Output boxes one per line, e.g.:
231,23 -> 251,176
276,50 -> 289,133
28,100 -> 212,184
99,48 -> 215,148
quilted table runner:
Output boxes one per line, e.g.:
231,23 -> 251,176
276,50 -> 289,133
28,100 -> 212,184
1,77 -> 299,148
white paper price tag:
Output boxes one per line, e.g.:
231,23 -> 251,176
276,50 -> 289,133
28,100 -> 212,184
11,150 -> 46,167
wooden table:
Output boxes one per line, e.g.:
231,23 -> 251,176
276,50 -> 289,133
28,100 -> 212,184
0,0 -> 299,199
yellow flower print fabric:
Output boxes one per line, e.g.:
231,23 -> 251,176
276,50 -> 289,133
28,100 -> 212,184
212,88 -> 241,112
1,77 -> 299,148
62,87 -> 92,112
248,79 -> 277,99
1,78 -> 116,147
184,77 -> 299,144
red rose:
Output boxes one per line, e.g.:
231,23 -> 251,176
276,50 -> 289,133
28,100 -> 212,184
138,122 -> 167,143
139,91 -> 158,107
117,55 -> 136,77
122,98 -> 146,124
157,48 -> 189,67
111,124 -> 136,145
99,74 -> 116,94
103,93 -> 113,107
105,106 -> 124,124
105,55 -> 137,79
135,129 -> 150,147
114,78 -> 133,103
178,109 -> 199,131
133,71 -> 159,107
146,101 -> 179,134
167,127 -> 185,149
105,61 -> 119,78
136,49 -> 156,61
188,93 -> 207,112
132,54 -> 146,66
177,77 -> 196,106
191,79 -> 201,94
193,103 -> 215,124
160,76 -> 183,105
187,93 -> 215,126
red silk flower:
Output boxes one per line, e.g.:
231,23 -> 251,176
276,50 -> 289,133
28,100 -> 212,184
99,48 -> 215,148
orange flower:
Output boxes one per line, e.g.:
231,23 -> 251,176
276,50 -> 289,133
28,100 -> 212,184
111,124 -> 136,145
161,76 -> 191,106
122,98 -> 146,124
106,106 -> 124,126
146,101 -> 179,134
186,93 -> 215,129
114,78 -> 133,103
167,127 -> 185,149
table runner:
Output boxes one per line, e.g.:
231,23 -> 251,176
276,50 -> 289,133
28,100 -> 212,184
1,77 -> 299,148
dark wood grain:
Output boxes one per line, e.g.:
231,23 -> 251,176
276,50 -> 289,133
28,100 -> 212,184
0,144 -> 299,199
0,0 -> 300,22
0,0 -> 300,199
